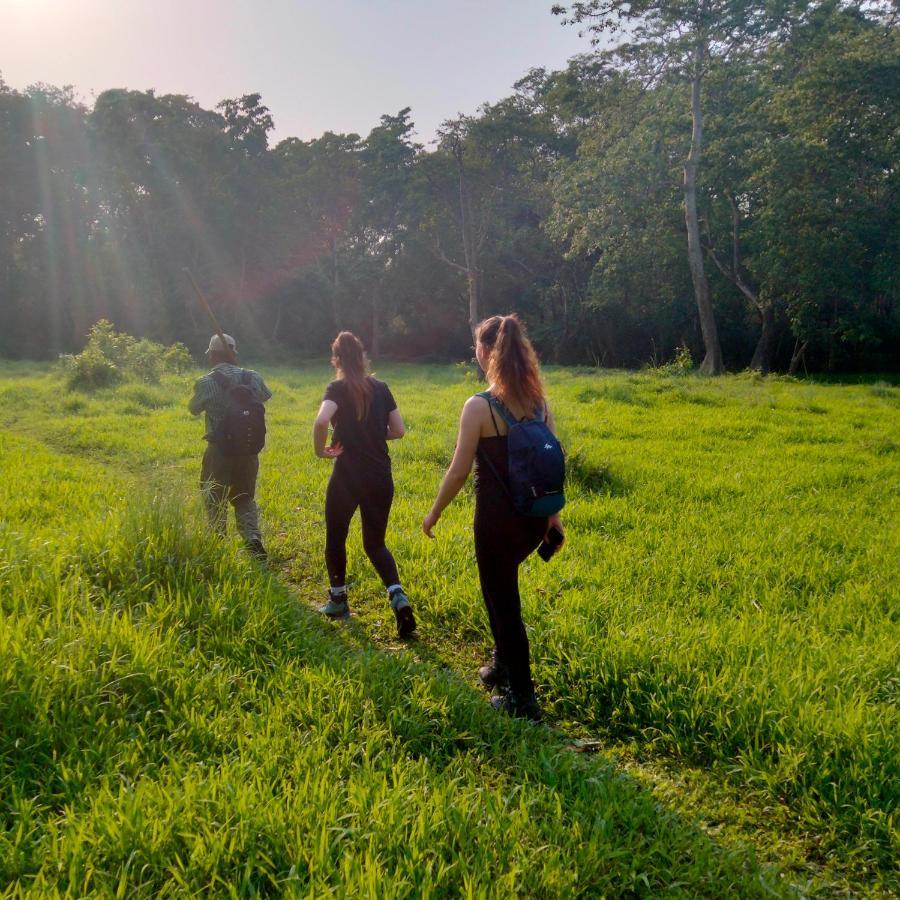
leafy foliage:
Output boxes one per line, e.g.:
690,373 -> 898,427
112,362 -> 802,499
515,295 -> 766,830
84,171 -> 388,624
0,5 -> 896,372
61,320 -> 191,388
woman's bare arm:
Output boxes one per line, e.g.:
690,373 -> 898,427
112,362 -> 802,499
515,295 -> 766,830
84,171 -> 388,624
386,408 -> 406,440
313,399 -> 343,458
422,398 -> 483,537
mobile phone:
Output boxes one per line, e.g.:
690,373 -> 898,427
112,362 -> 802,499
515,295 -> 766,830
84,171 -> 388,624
537,525 -> 564,562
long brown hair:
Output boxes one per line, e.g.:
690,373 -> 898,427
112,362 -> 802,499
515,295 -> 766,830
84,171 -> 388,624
331,331 -> 373,420
476,314 -> 545,414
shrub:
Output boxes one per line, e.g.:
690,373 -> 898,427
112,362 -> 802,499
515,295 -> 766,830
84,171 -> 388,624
161,342 -> 192,374
651,344 -> 695,376
63,321 -> 193,389
61,345 -> 122,389
671,344 -> 695,374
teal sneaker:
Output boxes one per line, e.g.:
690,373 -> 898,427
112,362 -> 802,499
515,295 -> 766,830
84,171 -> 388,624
318,594 -> 350,619
389,588 -> 416,638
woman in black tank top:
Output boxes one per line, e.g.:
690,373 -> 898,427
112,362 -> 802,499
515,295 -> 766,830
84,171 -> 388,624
423,315 -> 564,721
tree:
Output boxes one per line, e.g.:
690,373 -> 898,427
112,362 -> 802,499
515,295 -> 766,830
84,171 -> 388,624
217,93 -> 274,158
421,117 -> 499,340
699,58 -> 780,372
554,0 -> 800,373
548,70 -> 700,366
751,5 -> 900,372
357,109 -> 420,356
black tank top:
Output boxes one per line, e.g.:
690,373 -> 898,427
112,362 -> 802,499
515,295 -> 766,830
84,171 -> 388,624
475,394 -> 512,511
474,436 -> 509,504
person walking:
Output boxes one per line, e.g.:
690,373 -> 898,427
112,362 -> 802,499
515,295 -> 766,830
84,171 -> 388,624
189,333 -> 272,559
422,314 -> 564,721
313,331 -> 416,638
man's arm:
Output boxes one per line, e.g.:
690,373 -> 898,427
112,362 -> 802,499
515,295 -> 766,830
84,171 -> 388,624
188,377 -> 210,416
254,373 -> 273,402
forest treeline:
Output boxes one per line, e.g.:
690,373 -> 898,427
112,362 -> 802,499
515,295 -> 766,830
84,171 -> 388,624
0,2 -> 896,372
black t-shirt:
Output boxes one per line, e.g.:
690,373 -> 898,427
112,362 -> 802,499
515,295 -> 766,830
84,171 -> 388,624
323,377 -> 397,474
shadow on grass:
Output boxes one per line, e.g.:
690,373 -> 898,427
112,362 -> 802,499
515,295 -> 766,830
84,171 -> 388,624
566,450 -> 629,497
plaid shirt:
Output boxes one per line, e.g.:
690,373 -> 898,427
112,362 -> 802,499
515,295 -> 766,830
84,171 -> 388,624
189,364 -> 272,441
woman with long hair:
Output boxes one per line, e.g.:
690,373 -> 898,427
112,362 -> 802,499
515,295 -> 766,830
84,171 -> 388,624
313,331 -> 416,637
422,314 -> 563,720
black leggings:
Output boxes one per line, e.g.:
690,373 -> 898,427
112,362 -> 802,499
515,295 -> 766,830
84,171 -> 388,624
325,467 -> 399,589
474,507 -> 546,699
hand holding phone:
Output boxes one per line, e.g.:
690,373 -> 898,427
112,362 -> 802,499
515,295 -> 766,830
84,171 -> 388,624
538,524 -> 564,562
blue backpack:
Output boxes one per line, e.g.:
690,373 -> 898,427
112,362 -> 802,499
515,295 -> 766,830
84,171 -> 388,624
477,391 -> 566,517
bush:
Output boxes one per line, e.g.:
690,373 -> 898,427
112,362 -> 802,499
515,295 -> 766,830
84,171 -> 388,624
648,344 -> 695,376
61,345 -> 122,389
161,342 -> 192,374
62,321 -> 192,389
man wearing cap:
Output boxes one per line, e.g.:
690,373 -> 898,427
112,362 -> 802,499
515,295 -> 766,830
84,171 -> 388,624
189,333 -> 272,559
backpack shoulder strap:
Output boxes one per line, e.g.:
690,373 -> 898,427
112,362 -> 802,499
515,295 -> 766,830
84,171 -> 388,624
476,391 -> 501,437
476,390 -> 517,429
211,370 -> 231,390
241,369 -> 251,386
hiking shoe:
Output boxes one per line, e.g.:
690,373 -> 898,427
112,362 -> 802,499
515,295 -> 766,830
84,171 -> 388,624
318,595 -> 350,619
490,691 -> 543,722
478,648 -> 509,689
389,589 -> 416,638
246,538 -> 267,561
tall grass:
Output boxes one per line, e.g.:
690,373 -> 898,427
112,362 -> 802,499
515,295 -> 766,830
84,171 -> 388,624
1,439 -> 777,896
1,363 -> 897,894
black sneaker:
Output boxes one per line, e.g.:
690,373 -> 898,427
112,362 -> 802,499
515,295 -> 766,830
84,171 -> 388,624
389,589 -> 416,638
490,690 -> 543,722
246,538 -> 267,561
478,648 -> 508,689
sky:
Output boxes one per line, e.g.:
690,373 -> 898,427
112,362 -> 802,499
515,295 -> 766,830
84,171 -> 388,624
0,0 -> 591,144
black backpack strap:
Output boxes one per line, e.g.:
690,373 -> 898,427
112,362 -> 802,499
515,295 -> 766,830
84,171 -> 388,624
476,390 -> 501,437
241,370 -> 251,386
211,370 -> 232,390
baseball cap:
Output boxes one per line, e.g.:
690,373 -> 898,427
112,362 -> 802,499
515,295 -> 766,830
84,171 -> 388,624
205,333 -> 236,355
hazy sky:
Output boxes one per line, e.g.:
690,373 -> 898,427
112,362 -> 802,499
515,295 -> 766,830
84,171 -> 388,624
1,0 -> 590,144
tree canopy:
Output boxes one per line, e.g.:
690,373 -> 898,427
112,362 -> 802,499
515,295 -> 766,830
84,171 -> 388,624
0,2 -> 896,372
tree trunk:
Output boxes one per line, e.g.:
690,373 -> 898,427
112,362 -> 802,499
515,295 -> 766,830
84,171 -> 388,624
270,298 -> 283,342
788,338 -> 808,376
466,268 -> 479,340
749,303 -> 777,373
370,290 -> 381,360
330,237 -> 340,330
559,285 -> 570,362
684,54 -> 724,375
456,163 -> 480,340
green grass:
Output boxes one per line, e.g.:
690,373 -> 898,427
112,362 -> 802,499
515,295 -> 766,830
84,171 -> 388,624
1,362 -> 897,896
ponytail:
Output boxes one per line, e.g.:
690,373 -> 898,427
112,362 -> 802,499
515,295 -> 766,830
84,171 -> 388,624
476,314 -> 545,414
331,331 -> 373,420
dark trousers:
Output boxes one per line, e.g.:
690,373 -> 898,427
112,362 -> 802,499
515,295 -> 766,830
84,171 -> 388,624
475,506 -> 546,699
200,443 -> 261,543
325,467 -> 399,589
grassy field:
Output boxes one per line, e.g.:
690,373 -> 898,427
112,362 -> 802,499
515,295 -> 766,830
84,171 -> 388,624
0,361 -> 897,896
